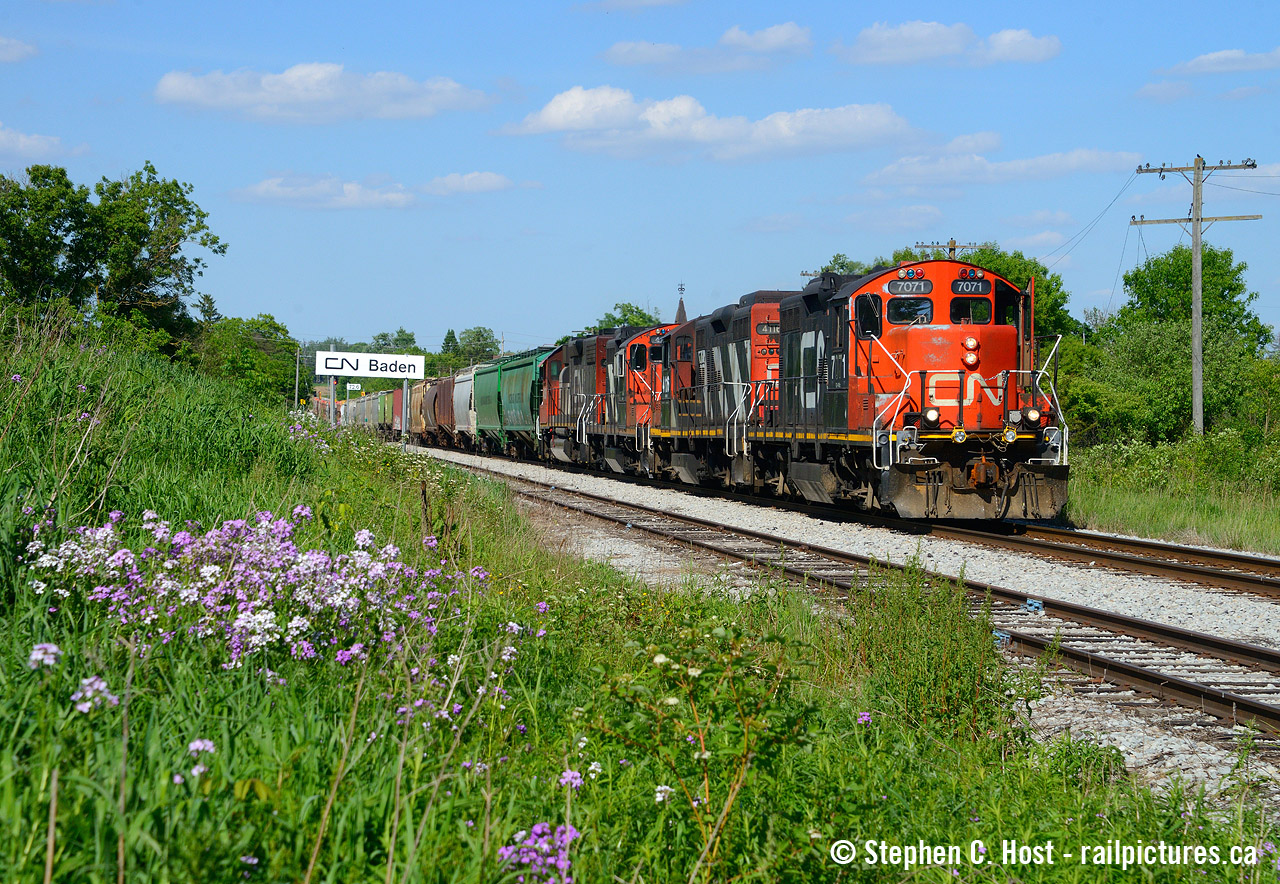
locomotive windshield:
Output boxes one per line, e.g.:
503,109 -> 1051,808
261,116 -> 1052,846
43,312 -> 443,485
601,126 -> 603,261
886,297 -> 933,325
950,298 -> 991,324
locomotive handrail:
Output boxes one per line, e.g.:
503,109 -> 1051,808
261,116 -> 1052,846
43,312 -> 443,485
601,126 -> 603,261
720,380 -> 754,457
575,393 -> 602,444
869,334 -> 913,432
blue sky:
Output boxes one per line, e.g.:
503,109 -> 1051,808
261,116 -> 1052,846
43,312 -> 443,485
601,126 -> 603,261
3,0 -> 1278,350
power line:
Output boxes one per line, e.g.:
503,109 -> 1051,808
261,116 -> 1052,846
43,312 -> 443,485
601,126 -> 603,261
1106,222 -> 1132,313
1042,171 -> 1138,269
1205,181 -> 1280,197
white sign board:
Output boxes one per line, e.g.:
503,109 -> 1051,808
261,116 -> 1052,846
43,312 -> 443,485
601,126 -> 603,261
346,382 -> 362,392
315,350 -> 425,380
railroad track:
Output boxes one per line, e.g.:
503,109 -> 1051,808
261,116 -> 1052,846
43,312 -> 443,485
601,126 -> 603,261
445,458 -> 1280,736
936,522 -> 1280,599
411,444 -> 1280,600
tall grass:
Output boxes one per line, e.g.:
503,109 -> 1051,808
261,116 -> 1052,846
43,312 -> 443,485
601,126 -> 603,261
2,311 -> 1276,881
1069,435 -> 1280,553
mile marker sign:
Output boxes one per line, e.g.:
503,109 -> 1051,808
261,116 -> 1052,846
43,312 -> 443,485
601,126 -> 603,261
315,350 -> 425,380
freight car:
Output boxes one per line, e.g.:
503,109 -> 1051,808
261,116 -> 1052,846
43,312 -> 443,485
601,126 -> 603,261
392,258 -> 1067,520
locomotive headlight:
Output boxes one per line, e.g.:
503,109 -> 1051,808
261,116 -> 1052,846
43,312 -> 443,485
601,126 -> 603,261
1024,408 -> 1042,425
898,268 -> 907,278
923,407 -> 940,427
951,428 -> 967,443
1002,427 -> 1018,443
962,336 -> 979,351
962,351 -> 979,368
976,269 -> 984,278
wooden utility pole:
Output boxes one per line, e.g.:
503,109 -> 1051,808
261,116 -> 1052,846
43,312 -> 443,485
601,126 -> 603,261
915,238 -> 978,259
1131,156 -> 1261,434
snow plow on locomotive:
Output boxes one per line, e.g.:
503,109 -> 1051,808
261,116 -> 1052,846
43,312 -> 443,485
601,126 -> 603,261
399,258 -> 1068,521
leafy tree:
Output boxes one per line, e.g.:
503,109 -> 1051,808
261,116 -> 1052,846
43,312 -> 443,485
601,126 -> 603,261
441,329 -> 459,355
590,301 -> 661,331
0,166 -> 102,307
1060,316 -> 1257,444
199,314 -> 297,402
93,161 -> 227,338
458,326 -> 500,361
821,253 -> 888,276
1118,243 -> 1270,351
0,163 -> 226,343
194,293 -> 221,327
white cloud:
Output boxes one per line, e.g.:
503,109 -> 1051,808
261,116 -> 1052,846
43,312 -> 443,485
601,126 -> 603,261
845,204 -> 944,231
237,174 -> 415,209
1005,209 -> 1075,228
423,171 -> 515,196
944,131 -> 1001,154
0,122 -> 65,159
604,42 -> 683,66
515,85 -> 641,133
842,21 -> 973,64
719,22 -> 810,53
868,148 -> 1142,185
1136,81 -> 1193,102
835,21 -> 1059,66
155,62 -> 489,123
1221,85 -> 1267,100
605,22 -> 809,73
1007,230 -> 1067,251
1171,46 -> 1280,74
0,36 -> 37,63
976,29 -> 1061,64
509,85 -> 911,160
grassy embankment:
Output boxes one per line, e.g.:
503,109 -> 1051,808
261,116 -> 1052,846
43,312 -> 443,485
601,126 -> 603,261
2,311 -> 1277,882
1068,435 -> 1280,555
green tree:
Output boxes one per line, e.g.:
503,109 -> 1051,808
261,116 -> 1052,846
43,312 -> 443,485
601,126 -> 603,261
0,163 -> 226,343
458,326 -> 500,361
199,314 -> 297,402
93,161 -> 227,338
441,329 -> 459,355
590,301 -> 661,331
0,165 -> 102,308
194,293 -> 221,327
1118,243 -> 1270,351
821,253 -> 889,276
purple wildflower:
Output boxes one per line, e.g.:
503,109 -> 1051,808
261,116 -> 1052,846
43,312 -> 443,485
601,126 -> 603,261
858,711 -> 872,726
188,738 -> 216,757
498,823 -> 580,883
27,642 -> 63,669
70,675 -> 119,713
559,769 -> 583,790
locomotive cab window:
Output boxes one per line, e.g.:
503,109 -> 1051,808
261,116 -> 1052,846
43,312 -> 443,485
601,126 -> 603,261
950,297 -> 991,324
629,343 -> 647,370
886,297 -> 933,325
676,336 -> 693,362
853,294 -> 882,339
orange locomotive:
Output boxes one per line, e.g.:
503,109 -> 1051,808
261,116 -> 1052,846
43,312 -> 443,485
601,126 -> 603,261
537,259 -> 1066,519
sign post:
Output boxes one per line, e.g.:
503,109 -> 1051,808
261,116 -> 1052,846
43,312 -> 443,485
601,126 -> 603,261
314,351 -> 426,432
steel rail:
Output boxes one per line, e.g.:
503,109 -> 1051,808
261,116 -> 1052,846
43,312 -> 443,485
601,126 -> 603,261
415,443 -> 1280,599
457,463 -> 1280,732
933,523 -> 1280,598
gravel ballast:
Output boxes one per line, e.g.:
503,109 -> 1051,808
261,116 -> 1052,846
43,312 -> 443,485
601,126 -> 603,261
418,447 -> 1280,651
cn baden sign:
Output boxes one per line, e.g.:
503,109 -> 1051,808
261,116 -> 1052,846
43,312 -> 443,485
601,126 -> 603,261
315,350 -> 425,380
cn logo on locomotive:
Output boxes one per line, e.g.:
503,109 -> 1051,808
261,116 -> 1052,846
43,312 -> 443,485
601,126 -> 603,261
926,372 -> 1003,407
